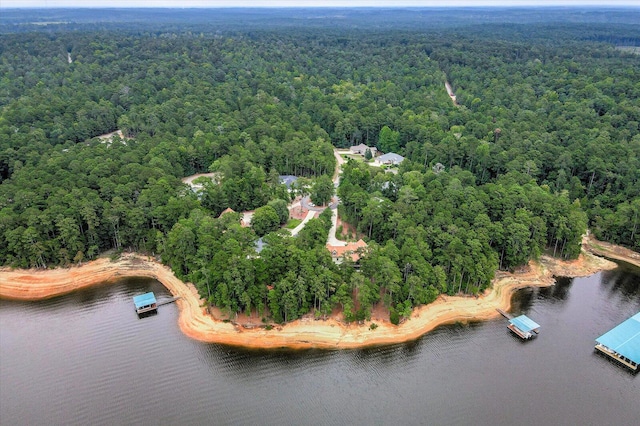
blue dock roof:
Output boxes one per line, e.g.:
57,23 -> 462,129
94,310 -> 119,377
509,315 -> 540,333
133,292 -> 157,309
596,312 -> 640,364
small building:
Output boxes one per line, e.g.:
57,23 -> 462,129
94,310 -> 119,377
327,239 -> 368,264
507,315 -> 540,339
375,152 -> 405,166
595,312 -> 640,371
349,144 -> 377,157
133,292 -> 157,314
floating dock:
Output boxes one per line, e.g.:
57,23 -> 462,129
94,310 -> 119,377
133,292 -> 157,314
595,312 -> 640,371
507,315 -> 540,340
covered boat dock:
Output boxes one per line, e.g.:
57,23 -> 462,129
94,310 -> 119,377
508,315 -> 540,340
133,292 -> 157,314
595,312 -> 640,371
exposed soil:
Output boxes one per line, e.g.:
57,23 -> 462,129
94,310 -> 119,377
583,235 -> 640,269
0,243 -> 621,349
336,217 -> 362,241
181,172 -> 220,187
445,81 -> 458,106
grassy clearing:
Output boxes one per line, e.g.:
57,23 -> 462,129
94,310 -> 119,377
616,46 -> 640,55
285,218 -> 302,229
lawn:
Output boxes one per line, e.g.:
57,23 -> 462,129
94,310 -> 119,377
285,218 -> 302,229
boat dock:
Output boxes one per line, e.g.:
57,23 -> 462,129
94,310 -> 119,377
496,309 -> 540,340
595,312 -> 640,371
133,292 -> 157,314
133,292 -> 180,315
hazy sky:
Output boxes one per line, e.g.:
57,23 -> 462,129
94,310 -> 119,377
2,1 -> 639,8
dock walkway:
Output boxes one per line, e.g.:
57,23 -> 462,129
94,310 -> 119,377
157,296 -> 180,307
496,309 -> 512,320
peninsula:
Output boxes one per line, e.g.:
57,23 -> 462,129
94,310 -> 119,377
0,236 -> 628,350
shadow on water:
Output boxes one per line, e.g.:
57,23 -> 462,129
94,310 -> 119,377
601,266 -> 640,299
592,349 -> 640,376
536,276 -> 574,303
510,286 -> 536,312
199,343 -> 339,377
136,310 -> 158,319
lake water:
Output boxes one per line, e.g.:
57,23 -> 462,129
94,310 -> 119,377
1,267 -> 639,426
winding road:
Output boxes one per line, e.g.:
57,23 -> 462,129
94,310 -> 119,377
290,148 -> 348,245
327,150 -> 347,246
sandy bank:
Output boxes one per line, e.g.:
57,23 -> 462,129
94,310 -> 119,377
583,235 -> 640,269
0,248 -> 620,349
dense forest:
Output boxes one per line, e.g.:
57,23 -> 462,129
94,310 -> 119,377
1,8 -> 639,324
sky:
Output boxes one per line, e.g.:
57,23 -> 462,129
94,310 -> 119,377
2,1 -> 639,8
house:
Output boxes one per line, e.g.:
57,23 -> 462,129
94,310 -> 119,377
349,144 -> 377,157
326,239 -> 368,264
279,175 -> 298,189
218,207 -> 237,218
375,152 -> 405,166
219,208 -> 250,226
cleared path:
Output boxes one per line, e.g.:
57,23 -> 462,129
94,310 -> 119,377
289,210 -> 317,237
327,209 -> 347,246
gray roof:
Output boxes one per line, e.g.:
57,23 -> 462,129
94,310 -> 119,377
350,144 -> 375,151
255,237 -> 267,253
279,175 -> 298,188
377,153 -> 405,163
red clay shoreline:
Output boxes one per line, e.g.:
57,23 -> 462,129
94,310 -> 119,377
0,237 -> 629,349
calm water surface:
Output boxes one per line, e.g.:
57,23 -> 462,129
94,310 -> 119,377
1,268 -> 639,426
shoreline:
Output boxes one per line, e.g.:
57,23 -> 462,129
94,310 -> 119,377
0,242 -> 627,350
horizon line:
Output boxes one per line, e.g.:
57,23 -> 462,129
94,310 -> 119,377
3,5 -> 640,8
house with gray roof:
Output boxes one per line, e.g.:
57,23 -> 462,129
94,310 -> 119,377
279,175 -> 298,189
375,152 -> 405,166
349,144 -> 377,157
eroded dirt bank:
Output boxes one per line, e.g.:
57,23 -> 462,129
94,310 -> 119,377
0,248 -> 620,349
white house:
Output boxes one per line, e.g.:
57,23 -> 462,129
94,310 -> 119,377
375,152 -> 405,166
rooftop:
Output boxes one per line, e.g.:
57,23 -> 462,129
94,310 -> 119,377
279,175 -> 298,188
133,292 -> 157,309
218,207 -> 237,218
377,152 -> 405,164
509,315 -> 540,333
596,312 -> 640,365
349,144 -> 376,153
327,239 -> 368,262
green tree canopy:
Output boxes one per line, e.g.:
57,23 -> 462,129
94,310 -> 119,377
251,206 -> 280,237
